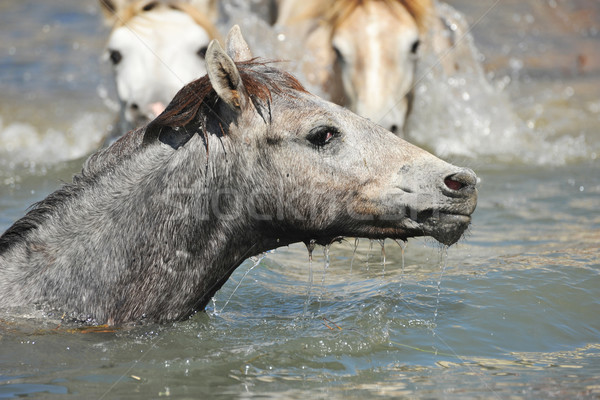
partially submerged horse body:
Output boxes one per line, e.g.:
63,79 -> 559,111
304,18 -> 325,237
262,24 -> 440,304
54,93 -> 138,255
0,27 -> 477,325
100,0 -> 220,136
276,0 -> 432,135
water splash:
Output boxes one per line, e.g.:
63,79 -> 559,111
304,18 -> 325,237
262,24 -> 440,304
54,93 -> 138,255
405,2 -> 598,165
407,3 -> 522,162
218,253 -> 266,314
0,112 -> 110,168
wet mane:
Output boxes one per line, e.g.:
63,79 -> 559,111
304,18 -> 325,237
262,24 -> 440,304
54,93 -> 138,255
147,59 -> 307,135
103,0 -> 220,40
300,0 -> 432,32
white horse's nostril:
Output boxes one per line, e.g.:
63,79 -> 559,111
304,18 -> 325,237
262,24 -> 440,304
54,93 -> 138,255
149,102 -> 166,117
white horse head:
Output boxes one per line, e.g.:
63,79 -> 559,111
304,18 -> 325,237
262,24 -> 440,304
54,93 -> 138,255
100,0 -> 220,134
276,0 -> 431,135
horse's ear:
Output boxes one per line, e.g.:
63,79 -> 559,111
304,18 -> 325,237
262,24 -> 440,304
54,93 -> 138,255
189,0 -> 218,20
226,25 -> 252,62
206,39 -> 248,110
98,0 -> 129,25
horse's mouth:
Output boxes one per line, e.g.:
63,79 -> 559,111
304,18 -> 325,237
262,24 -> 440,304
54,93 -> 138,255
420,211 -> 472,246
374,208 -> 472,246
306,210 -> 472,248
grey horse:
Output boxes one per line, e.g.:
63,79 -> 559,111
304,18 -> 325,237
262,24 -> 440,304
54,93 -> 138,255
0,26 -> 477,325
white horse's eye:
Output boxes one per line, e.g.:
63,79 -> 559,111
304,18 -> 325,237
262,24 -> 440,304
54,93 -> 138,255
197,46 -> 208,59
108,49 -> 122,65
410,39 -> 421,54
332,45 -> 344,64
142,1 -> 159,12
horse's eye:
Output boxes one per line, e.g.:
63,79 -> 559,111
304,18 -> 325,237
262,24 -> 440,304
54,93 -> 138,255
332,46 -> 344,64
142,2 -> 159,12
108,49 -> 122,65
307,126 -> 339,148
410,39 -> 421,54
197,46 -> 208,59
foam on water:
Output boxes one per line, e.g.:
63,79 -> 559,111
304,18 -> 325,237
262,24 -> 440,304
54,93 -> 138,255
0,112 -> 110,169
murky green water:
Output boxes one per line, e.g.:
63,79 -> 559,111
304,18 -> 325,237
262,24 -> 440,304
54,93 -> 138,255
1,0 -> 599,399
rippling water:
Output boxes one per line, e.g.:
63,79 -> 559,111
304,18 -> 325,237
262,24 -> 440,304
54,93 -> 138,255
1,0 -> 599,399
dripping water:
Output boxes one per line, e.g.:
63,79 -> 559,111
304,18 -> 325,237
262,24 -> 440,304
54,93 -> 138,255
394,239 -> 408,294
432,245 -> 449,333
317,245 -> 331,315
349,238 -> 359,277
378,239 -> 386,279
345,238 -> 360,297
303,239 -> 317,317
218,253 -> 266,314
365,239 -> 374,270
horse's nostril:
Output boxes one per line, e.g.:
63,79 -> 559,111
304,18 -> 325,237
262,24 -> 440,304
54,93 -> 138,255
390,125 -> 398,134
444,169 -> 477,191
444,177 -> 464,191
130,103 -> 139,111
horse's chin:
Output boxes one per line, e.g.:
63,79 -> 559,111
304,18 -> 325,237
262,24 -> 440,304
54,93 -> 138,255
370,212 -> 471,246
420,212 -> 471,246
306,212 -> 471,247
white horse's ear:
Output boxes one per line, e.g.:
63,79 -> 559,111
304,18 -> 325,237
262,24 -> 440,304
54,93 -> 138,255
226,25 -> 252,62
189,0 -> 218,19
206,39 -> 247,110
98,0 -> 130,24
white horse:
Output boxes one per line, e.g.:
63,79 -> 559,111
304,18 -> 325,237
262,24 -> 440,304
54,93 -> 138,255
275,0 -> 432,135
100,0 -> 220,136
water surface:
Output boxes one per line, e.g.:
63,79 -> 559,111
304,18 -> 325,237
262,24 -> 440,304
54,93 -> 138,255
1,1 -> 599,398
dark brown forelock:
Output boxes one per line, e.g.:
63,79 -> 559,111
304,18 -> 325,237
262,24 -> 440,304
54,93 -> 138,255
151,59 -> 307,130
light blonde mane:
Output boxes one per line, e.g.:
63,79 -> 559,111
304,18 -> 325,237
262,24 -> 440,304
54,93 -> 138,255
104,0 -> 220,40
299,0 -> 432,33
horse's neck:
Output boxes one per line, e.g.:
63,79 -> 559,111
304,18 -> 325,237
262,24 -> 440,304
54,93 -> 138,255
2,134 -> 261,319
79,134 -> 257,266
